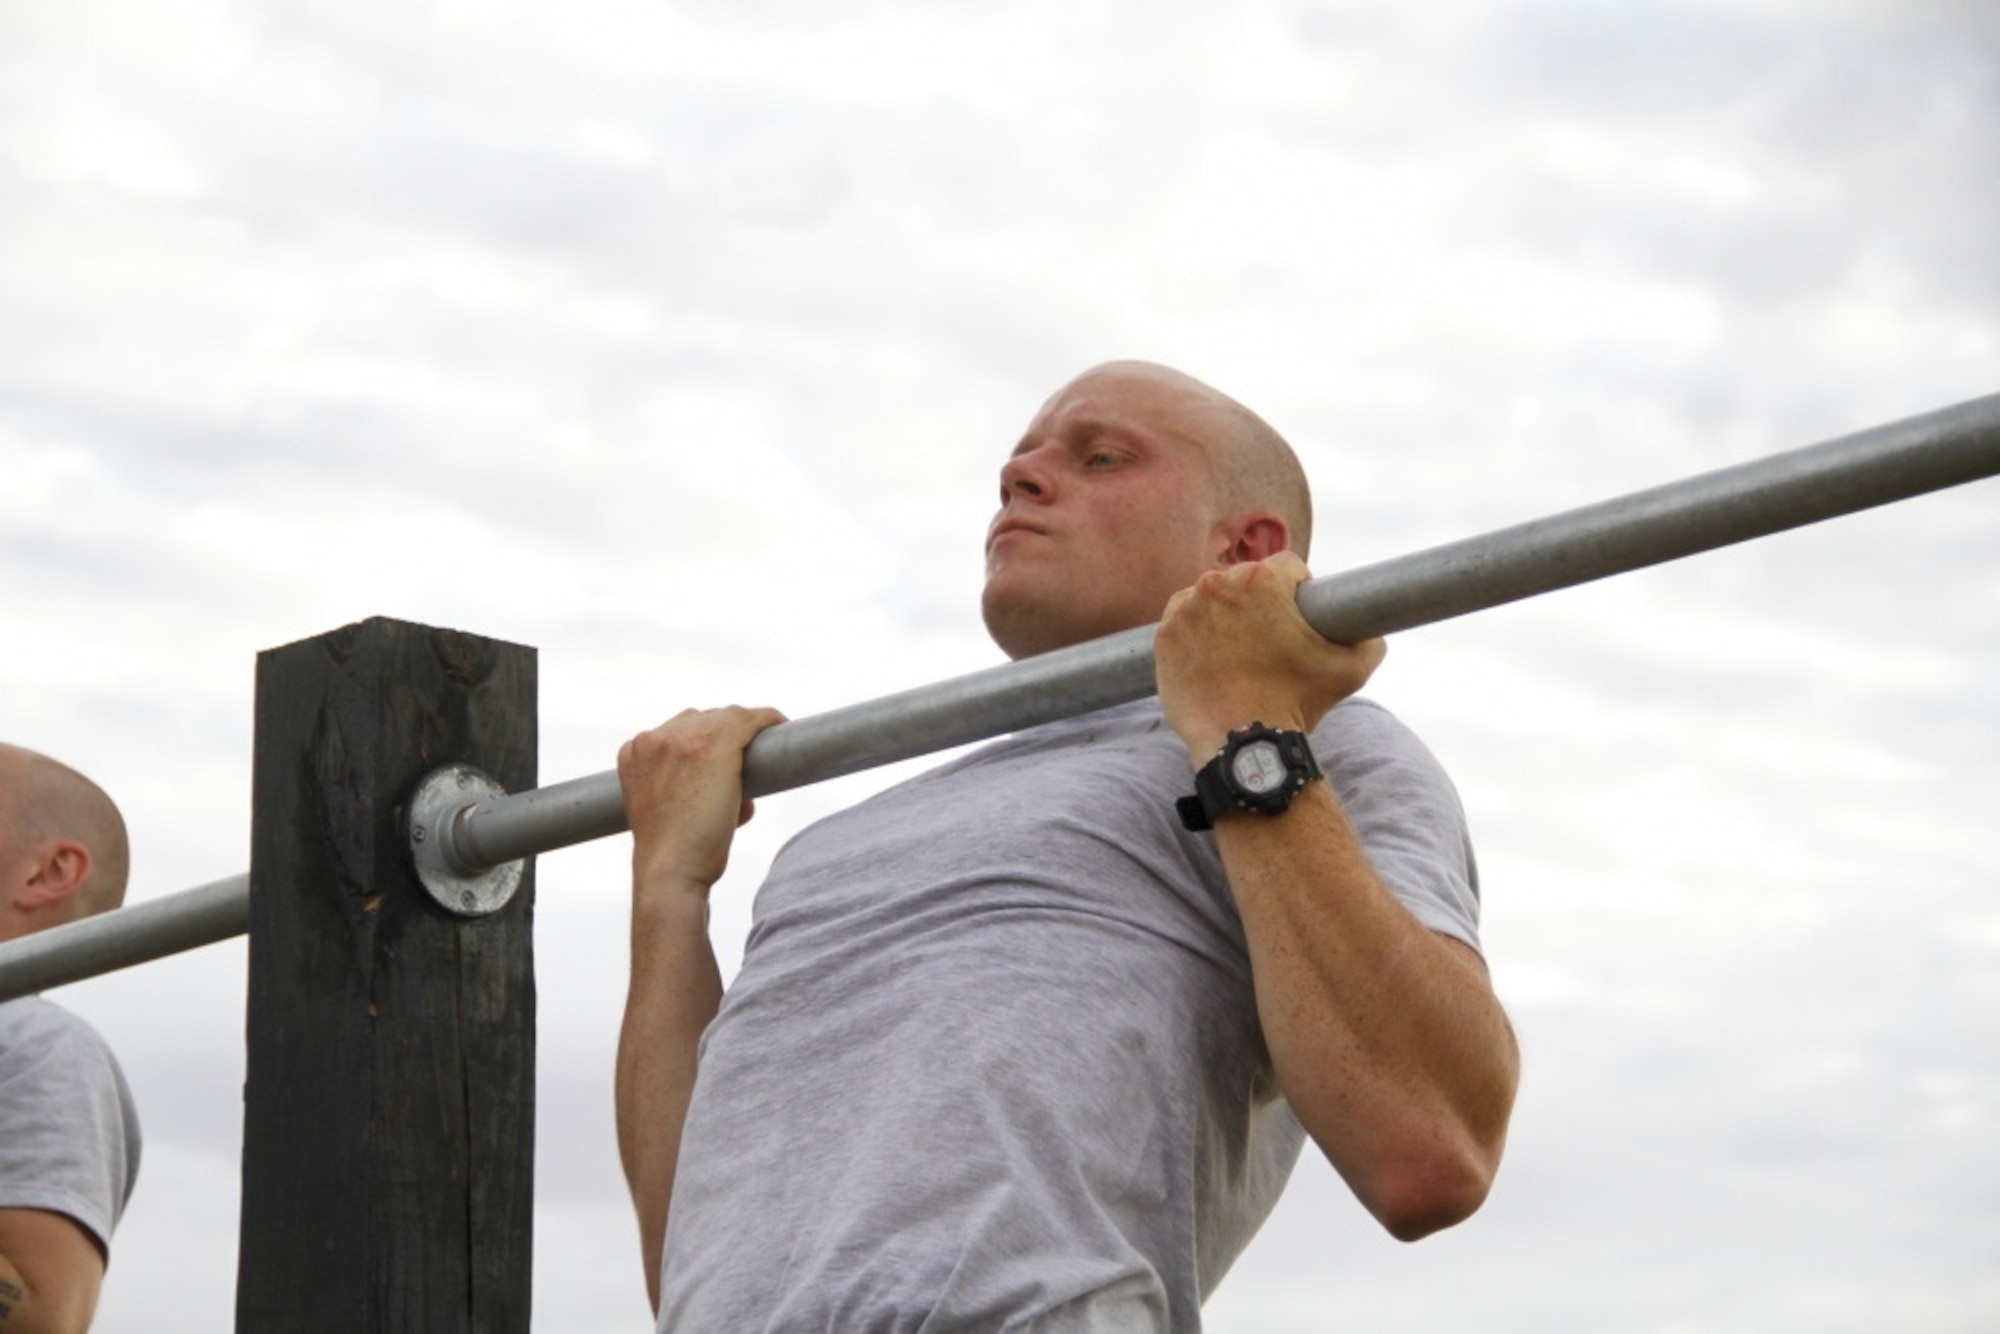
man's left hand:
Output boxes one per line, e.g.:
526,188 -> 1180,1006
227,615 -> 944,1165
1155,552 -> 1385,760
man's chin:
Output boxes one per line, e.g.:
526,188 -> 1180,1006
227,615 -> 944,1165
986,602 -> 1126,663
981,591 -> 1058,661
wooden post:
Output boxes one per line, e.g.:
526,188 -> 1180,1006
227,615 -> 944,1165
236,618 -> 537,1332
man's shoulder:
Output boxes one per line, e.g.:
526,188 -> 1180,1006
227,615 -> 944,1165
1,995 -> 83,1046
2,994 -> 98,1038
0,997 -> 123,1086
1320,693 -> 1403,735
1318,696 -> 1450,766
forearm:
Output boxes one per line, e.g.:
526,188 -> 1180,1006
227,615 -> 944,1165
1218,783 -> 1519,1238
615,885 -> 723,1314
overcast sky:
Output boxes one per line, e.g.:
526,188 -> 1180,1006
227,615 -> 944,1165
3,1 -> 1997,1330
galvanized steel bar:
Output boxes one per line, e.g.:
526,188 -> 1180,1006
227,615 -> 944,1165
3,388 -> 1996,997
0,874 -> 248,1002
449,388 -> 2000,870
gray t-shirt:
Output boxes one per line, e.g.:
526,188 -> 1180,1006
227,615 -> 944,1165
0,995 -> 143,1255
658,697 -> 1479,1331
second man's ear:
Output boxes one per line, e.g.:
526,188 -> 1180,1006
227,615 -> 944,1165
17,840 -> 92,912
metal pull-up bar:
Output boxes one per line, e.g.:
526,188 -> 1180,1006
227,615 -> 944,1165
0,874 -> 247,1000
437,388 -> 2000,872
4,389 -> 1997,1000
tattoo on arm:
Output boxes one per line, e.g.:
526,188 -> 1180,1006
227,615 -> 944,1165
0,1275 -> 21,1326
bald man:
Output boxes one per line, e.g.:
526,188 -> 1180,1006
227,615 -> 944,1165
617,363 -> 1518,1330
0,744 -> 142,1333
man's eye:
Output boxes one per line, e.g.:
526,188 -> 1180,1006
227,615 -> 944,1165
1085,451 -> 1116,468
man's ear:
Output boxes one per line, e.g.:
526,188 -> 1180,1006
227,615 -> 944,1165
1217,513 -> 1291,566
16,841 -> 91,913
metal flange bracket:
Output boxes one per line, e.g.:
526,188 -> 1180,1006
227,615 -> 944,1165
408,763 -> 523,917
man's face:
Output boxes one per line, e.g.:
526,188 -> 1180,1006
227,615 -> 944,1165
981,366 -> 1232,659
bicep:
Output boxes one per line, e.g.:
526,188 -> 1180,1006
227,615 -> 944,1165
0,1206 -> 106,1333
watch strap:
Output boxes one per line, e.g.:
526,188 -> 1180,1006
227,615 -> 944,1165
1175,792 -> 1216,833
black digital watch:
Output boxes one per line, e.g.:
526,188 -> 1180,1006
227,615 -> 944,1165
1176,722 -> 1323,832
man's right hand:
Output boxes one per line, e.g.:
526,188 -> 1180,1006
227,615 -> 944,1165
617,707 -> 787,900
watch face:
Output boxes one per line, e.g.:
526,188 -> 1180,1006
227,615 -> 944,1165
1230,739 -> 1289,795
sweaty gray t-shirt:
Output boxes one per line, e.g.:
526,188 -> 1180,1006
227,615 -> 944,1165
0,996 -> 143,1255
657,697 -> 1479,1331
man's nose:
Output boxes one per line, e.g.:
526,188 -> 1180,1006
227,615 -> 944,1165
999,448 -> 1052,502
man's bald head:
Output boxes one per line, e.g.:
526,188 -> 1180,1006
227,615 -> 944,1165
0,743 -> 129,921
1076,361 -> 1313,559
